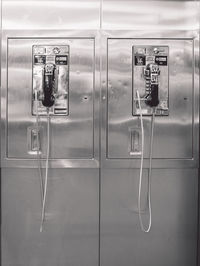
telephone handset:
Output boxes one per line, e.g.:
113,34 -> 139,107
144,63 -> 160,108
42,63 -> 56,108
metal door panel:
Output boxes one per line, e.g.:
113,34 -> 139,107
100,168 -> 198,266
1,168 -> 99,266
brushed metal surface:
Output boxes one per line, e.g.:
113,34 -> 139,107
1,168 -> 99,266
101,30 -> 199,169
108,38 -> 193,159
100,168 -> 198,266
0,1 -> 200,266
102,0 -> 199,30
0,0 -> 1,166
2,0 -> 101,30
7,38 -> 94,159
1,30 -> 100,168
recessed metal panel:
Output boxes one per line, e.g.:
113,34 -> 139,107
107,38 -> 195,160
6,37 -> 95,160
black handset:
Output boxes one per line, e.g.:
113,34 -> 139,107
144,63 -> 160,107
42,63 -> 56,108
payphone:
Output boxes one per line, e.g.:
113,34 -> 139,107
32,45 -> 70,232
133,46 -> 169,116
32,45 -> 69,115
132,46 -> 169,232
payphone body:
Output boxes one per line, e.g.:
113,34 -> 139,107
32,45 -> 69,115
133,45 -> 169,116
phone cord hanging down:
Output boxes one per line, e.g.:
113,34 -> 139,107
40,108 -> 50,232
136,90 -> 155,233
35,90 -> 44,206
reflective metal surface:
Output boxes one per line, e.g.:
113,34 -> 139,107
1,1 -> 200,266
1,168 -> 99,266
102,0 -> 199,30
99,1 -> 199,266
1,2 -> 101,266
101,30 -> 199,169
101,168 -> 198,266
7,37 -> 94,159
1,30 -> 100,168
2,0 -> 101,30
106,36 -> 198,161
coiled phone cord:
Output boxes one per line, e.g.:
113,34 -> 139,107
40,108 -> 50,232
136,90 -> 155,233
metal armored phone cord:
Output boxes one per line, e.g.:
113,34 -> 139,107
35,90 -> 44,205
40,108 -> 50,232
136,90 -> 155,233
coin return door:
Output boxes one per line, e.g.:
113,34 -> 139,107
32,45 -> 69,116
133,46 -> 169,116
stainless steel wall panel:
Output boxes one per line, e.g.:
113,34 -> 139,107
1,168 -> 99,266
100,25 -> 199,266
0,1 -> 199,266
101,30 -> 199,169
102,0 -> 199,31
1,30 -> 100,168
108,38 -> 193,158
2,0 -> 101,30
7,38 -> 94,159
0,0 -> 2,167
100,168 -> 198,266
